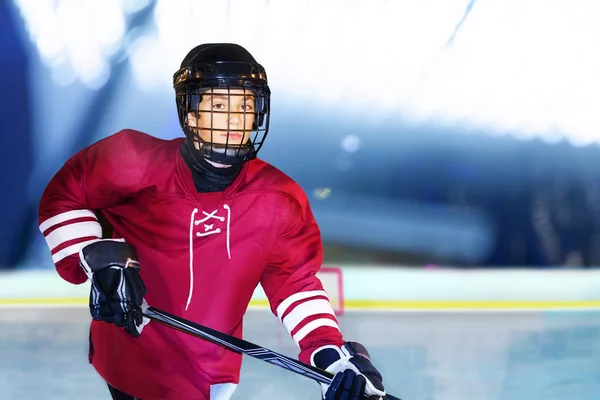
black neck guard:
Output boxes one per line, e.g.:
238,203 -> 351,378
180,139 -> 242,193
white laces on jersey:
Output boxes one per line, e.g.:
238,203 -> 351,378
186,205 -> 231,310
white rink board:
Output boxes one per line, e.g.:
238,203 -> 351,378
2,267 -> 600,307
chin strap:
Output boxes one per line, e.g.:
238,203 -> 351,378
182,128 -> 256,165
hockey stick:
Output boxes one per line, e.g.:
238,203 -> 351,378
142,305 -> 402,400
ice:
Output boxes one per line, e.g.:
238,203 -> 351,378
1,307 -> 600,399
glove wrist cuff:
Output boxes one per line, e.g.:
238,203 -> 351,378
311,344 -> 349,371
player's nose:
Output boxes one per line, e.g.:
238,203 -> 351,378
228,112 -> 241,126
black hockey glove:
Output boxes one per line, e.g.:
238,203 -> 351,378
79,239 -> 148,337
312,341 -> 386,400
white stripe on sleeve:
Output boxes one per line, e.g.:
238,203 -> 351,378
292,318 -> 340,346
276,290 -> 329,321
39,210 -> 97,233
282,299 -> 336,333
44,221 -> 102,251
52,239 -> 98,263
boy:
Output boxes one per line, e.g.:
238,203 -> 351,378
39,43 -> 387,400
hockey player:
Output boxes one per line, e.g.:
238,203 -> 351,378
38,43 -> 387,400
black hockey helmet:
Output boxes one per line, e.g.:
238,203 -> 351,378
173,43 -> 270,165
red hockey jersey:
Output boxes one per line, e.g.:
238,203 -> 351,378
38,129 -> 343,400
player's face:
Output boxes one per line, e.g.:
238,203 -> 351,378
188,88 -> 255,146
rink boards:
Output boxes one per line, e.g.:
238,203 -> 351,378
2,266 -> 600,311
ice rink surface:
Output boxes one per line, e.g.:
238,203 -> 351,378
1,307 -> 600,400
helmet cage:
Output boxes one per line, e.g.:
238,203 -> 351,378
174,61 -> 271,164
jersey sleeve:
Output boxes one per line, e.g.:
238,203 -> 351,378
260,191 -> 344,365
38,130 -> 152,284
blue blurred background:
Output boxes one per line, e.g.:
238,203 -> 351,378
2,0 -> 600,270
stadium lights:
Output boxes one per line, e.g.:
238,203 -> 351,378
13,0 -> 600,146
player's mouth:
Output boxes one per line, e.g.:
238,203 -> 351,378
221,133 -> 243,141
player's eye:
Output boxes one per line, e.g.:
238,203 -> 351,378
241,104 -> 253,111
213,103 -> 226,110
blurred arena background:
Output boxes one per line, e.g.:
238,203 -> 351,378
1,0 -> 600,399
2,0 -> 600,270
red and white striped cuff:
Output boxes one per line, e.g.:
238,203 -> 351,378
39,210 -> 102,263
276,290 -> 340,346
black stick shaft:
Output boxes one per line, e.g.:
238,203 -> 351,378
142,306 -> 402,400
